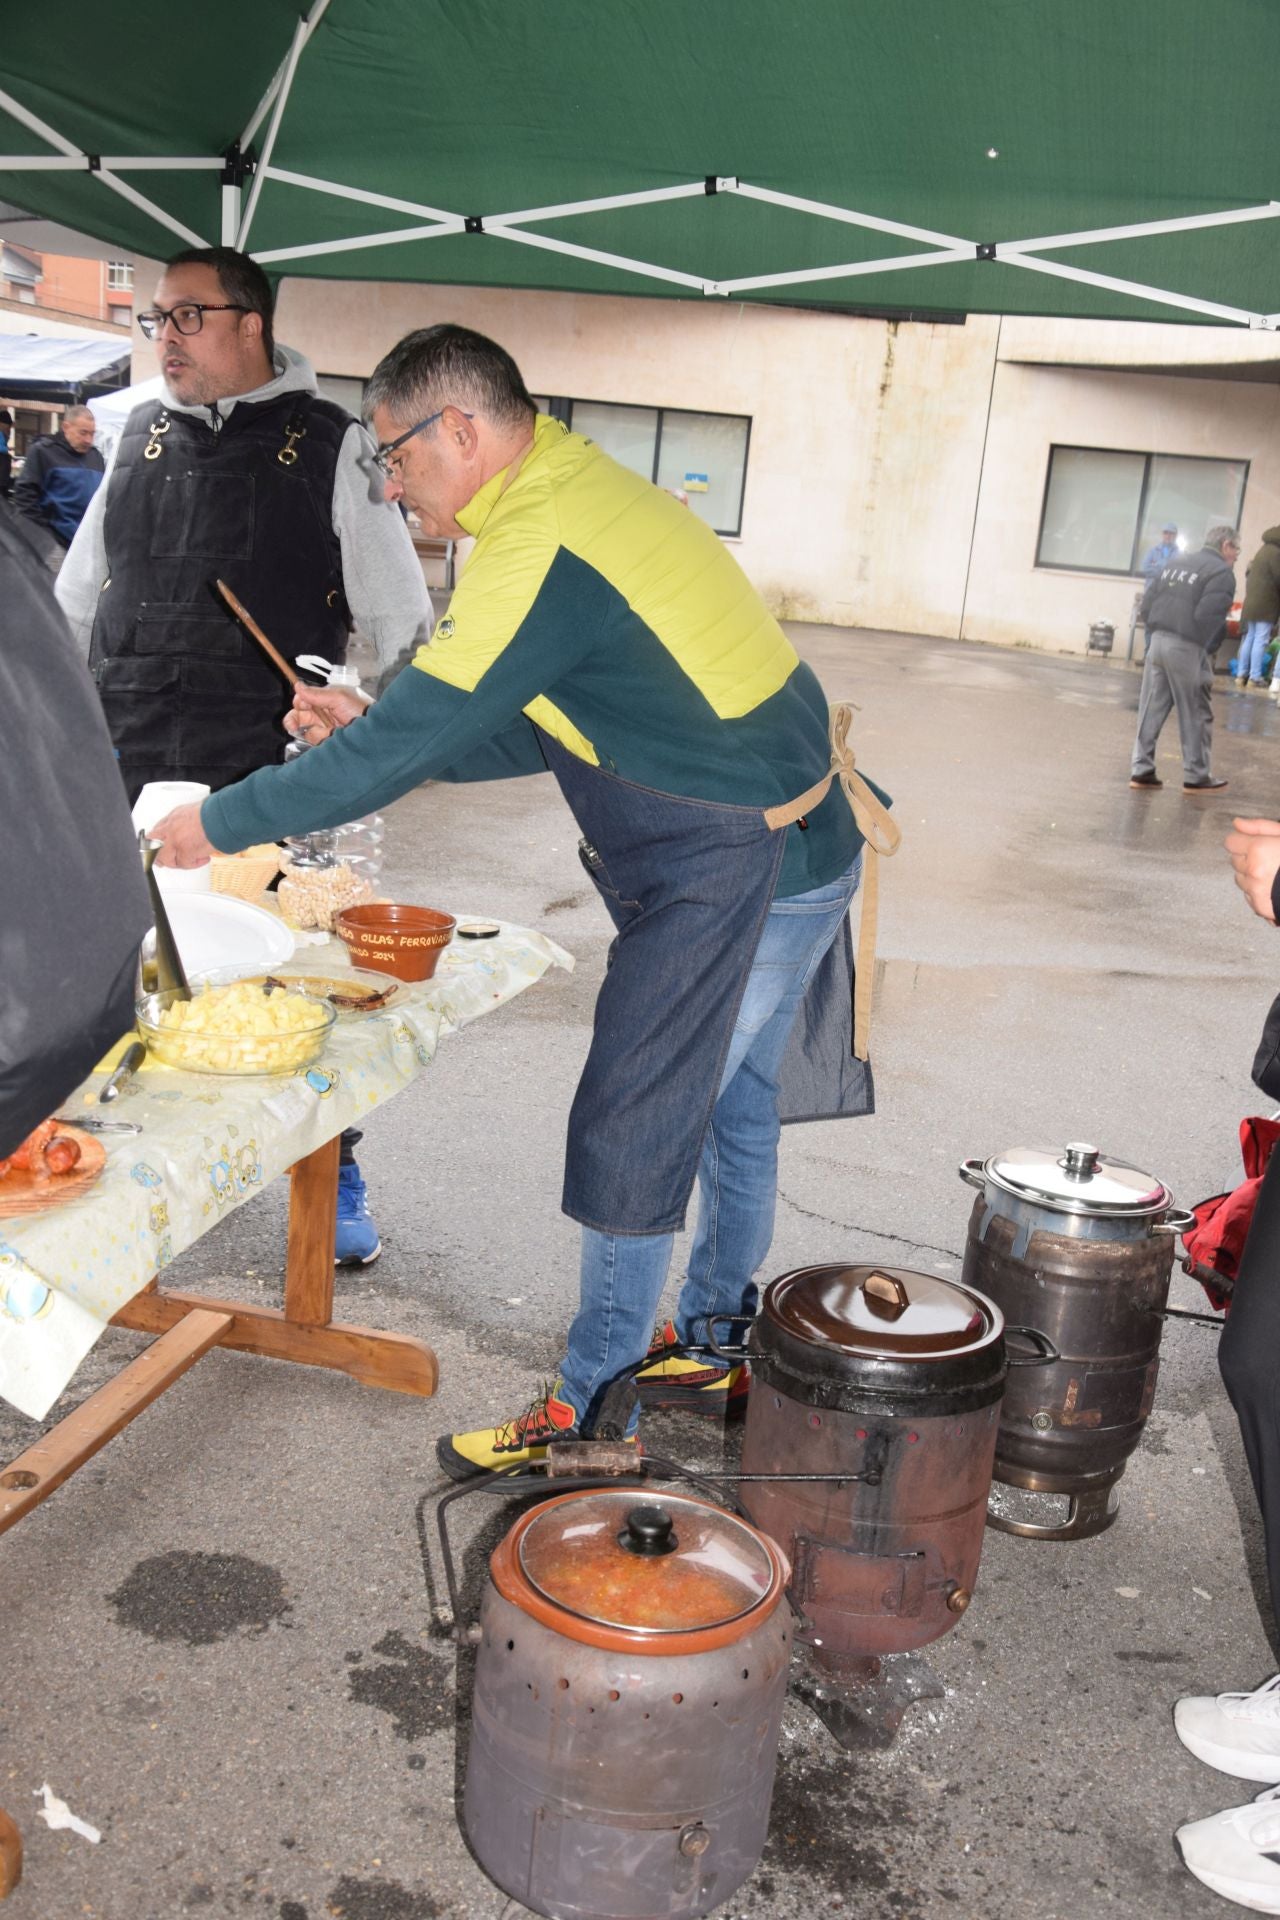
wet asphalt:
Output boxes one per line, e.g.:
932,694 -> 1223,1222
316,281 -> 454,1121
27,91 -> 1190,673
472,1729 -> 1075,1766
4,627 -> 1280,1920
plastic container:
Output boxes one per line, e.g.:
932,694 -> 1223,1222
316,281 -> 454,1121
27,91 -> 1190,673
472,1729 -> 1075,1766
283,730 -> 384,887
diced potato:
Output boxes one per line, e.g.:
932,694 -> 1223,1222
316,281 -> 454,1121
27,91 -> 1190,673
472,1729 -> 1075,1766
153,982 -> 328,1073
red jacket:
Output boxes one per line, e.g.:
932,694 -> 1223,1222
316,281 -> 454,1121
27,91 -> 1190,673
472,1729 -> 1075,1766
1182,1117 -> 1280,1310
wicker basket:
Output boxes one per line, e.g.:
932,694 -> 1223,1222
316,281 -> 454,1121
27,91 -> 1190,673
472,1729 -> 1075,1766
209,844 -> 283,901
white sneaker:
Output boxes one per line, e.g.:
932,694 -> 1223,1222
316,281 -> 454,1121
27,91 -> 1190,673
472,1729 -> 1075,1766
1176,1677 -> 1280,1782
1178,1785 -> 1280,1913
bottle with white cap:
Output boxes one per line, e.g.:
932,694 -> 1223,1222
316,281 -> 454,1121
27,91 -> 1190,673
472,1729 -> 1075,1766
283,657 -> 384,884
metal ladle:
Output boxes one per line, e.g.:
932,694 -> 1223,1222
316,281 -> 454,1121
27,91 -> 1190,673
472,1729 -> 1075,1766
137,831 -> 192,1001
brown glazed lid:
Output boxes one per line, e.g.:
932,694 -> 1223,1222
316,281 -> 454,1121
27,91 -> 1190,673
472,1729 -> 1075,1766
506,1490 -> 779,1639
763,1263 -> 1000,1359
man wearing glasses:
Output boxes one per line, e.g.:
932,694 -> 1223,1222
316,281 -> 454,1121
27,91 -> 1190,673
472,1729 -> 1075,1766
149,323 -> 892,1477
57,245 -> 432,1266
58,245 -> 429,799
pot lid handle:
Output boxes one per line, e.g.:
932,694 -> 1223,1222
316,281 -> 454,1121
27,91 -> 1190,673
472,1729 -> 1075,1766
1061,1142 -> 1101,1177
619,1505 -> 679,1557
860,1269 -> 909,1321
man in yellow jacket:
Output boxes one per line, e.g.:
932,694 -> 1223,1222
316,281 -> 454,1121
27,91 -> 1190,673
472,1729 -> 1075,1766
151,325 -> 886,1476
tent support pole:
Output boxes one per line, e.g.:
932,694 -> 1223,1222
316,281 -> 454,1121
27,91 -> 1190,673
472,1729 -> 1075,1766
0,82 -> 208,247
0,84 -> 79,156
484,223 -> 713,293
253,220 -> 460,266
237,0 -> 331,249
238,16 -> 308,249
1001,251 -> 1258,327
222,182 -> 241,246
240,0 -> 332,153
263,165 -> 457,225
98,169 -> 207,249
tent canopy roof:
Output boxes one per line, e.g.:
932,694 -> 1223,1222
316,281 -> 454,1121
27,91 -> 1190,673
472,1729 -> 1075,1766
2,1 -> 1278,329
0,329 -> 130,402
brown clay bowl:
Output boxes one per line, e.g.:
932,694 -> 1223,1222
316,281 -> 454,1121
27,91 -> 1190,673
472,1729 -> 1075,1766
334,904 -> 456,982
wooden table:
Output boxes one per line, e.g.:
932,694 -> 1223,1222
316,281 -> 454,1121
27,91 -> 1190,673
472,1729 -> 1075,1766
0,1130 -> 437,1540
0,921 -> 571,1899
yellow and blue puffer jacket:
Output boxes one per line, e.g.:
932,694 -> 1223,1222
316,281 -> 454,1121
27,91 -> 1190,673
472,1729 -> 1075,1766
204,415 -> 865,896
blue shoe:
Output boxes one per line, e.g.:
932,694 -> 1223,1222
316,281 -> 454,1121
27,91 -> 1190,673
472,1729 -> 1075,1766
335,1160 -> 381,1266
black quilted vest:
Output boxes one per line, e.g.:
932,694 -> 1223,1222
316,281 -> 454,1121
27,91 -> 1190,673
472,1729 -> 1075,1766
89,387 -> 352,798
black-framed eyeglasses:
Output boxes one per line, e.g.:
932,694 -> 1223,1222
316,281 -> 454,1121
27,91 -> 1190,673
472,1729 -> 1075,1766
137,302 -> 251,340
372,408 -> 473,477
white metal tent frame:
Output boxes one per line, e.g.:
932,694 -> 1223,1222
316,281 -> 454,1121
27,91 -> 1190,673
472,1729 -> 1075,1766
3,0 -> 1279,328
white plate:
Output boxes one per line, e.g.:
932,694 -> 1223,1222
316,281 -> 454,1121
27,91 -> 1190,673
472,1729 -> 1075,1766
163,896 -> 295,975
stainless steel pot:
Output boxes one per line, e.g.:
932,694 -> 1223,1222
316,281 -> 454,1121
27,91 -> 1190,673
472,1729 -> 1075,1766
739,1263 -> 1007,1671
462,1488 -> 791,1920
958,1141 -> 1195,1540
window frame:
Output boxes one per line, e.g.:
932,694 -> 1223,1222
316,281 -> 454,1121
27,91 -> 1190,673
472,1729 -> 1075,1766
106,260 -> 133,290
1034,442 -> 1250,578
541,394 -> 753,538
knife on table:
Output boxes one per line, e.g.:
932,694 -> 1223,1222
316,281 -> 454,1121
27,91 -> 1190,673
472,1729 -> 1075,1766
99,1039 -> 147,1104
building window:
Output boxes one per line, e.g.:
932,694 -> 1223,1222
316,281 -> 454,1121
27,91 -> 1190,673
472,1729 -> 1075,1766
1036,445 -> 1249,576
534,395 -> 751,537
108,304 -> 131,327
106,260 -> 133,290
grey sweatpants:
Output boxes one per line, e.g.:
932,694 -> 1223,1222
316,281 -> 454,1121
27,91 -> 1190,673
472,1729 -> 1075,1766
1130,628 -> 1214,784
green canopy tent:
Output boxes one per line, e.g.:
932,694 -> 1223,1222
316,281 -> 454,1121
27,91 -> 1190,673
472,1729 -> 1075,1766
2,0 -> 1278,328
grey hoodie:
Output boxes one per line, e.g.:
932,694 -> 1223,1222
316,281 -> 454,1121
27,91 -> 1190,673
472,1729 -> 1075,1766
56,344 -> 432,682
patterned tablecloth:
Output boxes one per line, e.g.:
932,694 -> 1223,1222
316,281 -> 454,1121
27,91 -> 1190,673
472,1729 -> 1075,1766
0,920 -> 572,1422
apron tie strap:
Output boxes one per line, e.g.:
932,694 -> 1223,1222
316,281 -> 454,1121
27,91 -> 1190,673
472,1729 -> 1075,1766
827,702 -> 900,1062
761,703 -> 901,1062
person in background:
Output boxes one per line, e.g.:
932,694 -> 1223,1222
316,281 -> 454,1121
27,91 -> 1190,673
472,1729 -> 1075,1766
1237,528 -> 1280,689
0,409 -> 13,498
13,404 -> 104,565
1142,522 -> 1180,586
58,245 -> 433,1269
1129,524 -> 1239,795
1173,813 -> 1280,1913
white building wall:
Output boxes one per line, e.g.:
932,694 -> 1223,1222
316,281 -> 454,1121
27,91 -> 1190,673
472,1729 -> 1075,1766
131,258 -> 1280,655
962,363 -> 1280,654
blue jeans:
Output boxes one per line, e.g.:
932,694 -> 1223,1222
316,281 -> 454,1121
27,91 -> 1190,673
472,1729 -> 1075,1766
1241,620 -> 1274,682
559,853 -> 863,1430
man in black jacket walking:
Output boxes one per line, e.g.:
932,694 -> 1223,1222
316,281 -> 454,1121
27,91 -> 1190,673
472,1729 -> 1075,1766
13,405 -> 104,565
1129,523 -> 1240,794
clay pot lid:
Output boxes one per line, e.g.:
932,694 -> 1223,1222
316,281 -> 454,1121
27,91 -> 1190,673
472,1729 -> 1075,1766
981,1143 -> 1170,1217
762,1263 -> 1001,1358
516,1490 -> 776,1635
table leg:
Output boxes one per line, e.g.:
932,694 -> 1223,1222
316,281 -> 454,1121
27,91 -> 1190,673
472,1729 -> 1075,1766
0,1309 -> 232,1536
112,1136 -> 438,1396
284,1133 -> 338,1327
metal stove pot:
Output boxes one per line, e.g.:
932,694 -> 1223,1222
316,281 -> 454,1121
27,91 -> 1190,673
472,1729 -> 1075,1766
738,1263 -> 1006,1671
958,1141 -> 1195,1540
462,1487 -> 791,1920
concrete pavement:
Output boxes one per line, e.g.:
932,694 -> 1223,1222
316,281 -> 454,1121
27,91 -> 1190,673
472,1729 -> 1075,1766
3,628 -> 1279,1920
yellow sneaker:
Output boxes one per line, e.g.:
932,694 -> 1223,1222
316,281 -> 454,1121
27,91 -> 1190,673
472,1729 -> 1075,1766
436,1381 -> 580,1481
632,1320 -> 750,1418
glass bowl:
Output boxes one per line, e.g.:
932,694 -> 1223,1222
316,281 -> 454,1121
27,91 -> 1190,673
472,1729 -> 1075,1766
136,979 -> 337,1076
192,964 -> 400,1020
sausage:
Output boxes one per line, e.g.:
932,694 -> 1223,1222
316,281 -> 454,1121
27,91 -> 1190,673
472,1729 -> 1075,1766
43,1135 -> 82,1175
5,1120 -> 81,1178
8,1120 -> 57,1173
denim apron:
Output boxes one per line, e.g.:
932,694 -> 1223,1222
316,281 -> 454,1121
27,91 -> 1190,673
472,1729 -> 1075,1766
539,731 -> 788,1236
